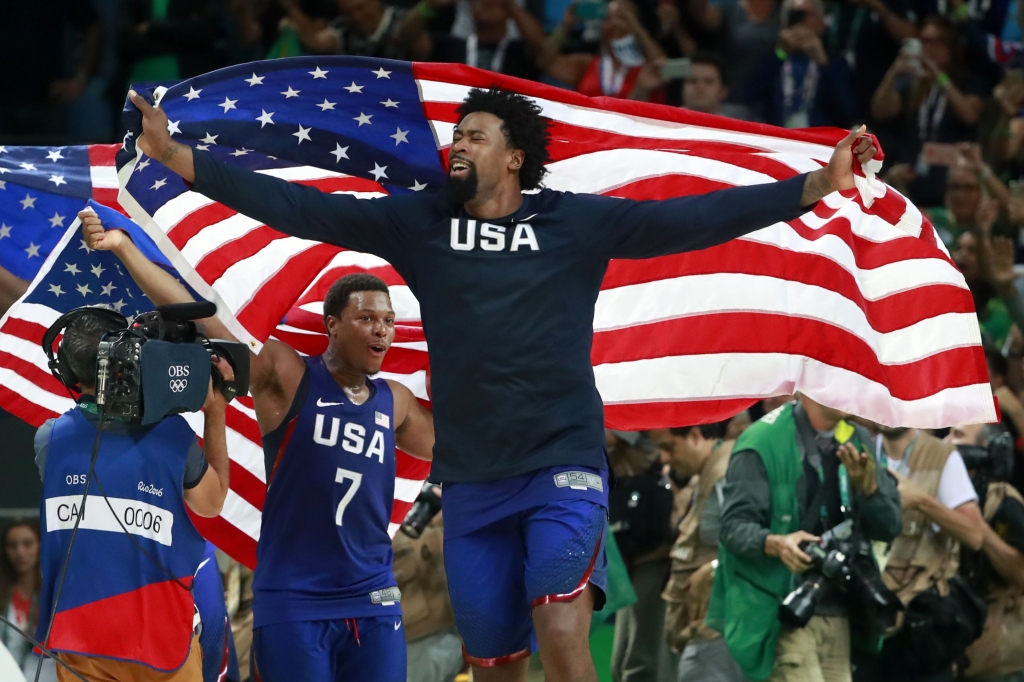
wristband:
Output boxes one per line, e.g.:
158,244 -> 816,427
936,72 -> 950,89
416,1 -> 437,19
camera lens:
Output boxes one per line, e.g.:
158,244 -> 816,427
779,576 -> 825,628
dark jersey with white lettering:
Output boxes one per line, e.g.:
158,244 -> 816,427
254,356 -> 400,626
193,152 -> 809,483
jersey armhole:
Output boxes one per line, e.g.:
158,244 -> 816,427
261,365 -> 311,477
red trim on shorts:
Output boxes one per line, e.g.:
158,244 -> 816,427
252,655 -> 264,682
267,417 -> 298,486
530,532 -> 603,608
462,644 -> 531,668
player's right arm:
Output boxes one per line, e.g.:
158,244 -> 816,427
128,91 -> 410,264
80,210 -> 306,434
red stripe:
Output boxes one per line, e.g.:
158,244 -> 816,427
390,500 -> 414,525
226,404 -> 263,445
462,645 -> 531,668
169,203 -> 238,249
187,512 -> 258,569
236,243 -> 343,340
592,313 -> 989,401
604,398 -> 761,431
0,384 -> 61,428
195,226 -> 290,286
228,459 -> 266,512
91,188 -> 128,215
87,144 -> 119,167
396,450 -> 431,480
0,349 -> 71,396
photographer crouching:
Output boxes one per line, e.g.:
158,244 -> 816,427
706,395 -> 903,682
32,307 -> 236,681
949,423 -> 1024,682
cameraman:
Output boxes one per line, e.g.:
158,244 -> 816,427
949,423 -> 1024,682
706,395 -> 902,682
33,309 -> 233,681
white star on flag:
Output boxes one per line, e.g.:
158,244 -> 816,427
90,263 -> 105,278
354,112 -> 372,126
317,99 -> 336,111
79,239 -> 92,253
136,158 -> 151,172
25,243 -> 40,258
101,282 -> 117,296
256,110 -> 275,127
391,128 -> 409,145
372,67 -> 392,79
331,144 -> 349,163
370,163 -> 388,181
167,120 -> 182,135
76,283 -> 92,296
293,125 -> 312,144
48,284 -> 64,297
219,97 -> 238,112
200,132 -> 219,145
381,99 -> 399,108
112,299 -> 127,312
184,87 -> 202,100
344,82 -> 364,94
410,180 -> 427,191
48,213 -> 65,228
48,175 -> 66,187
20,163 -> 36,172
151,178 -> 167,190
20,195 -> 35,210
281,86 -> 301,98
230,148 -> 251,157
309,66 -> 329,79
0,224 -> 10,239
0,180 -> 5,189
46,150 -> 64,162
196,144 -> 210,151
0,146 -> 7,153
245,73 -> 265,86
64,263 -> 80,275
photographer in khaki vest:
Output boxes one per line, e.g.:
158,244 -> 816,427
649,424 -> 748,682
949,422 -> 1024,682
853,425 -> 988,682
393,510 -> 463,682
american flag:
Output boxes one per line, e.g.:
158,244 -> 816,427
117,56 -> 996,432
0,144 -> 122,281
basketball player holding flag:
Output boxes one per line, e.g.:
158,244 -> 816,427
127,86 -> 877,682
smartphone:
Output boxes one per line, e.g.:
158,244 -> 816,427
922,142 -> 961,167
660,58 -> 693,80
902,37 -> 922,55
575,0 -> 608,20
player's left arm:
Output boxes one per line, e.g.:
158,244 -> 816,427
596,128 -> 878,260
388,380 -> 434,461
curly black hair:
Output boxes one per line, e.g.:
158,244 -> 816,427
455,88 -> 551,190
323,273 -> 390,327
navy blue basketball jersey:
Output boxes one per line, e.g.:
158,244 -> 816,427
253,356 -> 400,627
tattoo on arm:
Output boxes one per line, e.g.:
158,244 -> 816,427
800,169 -> 836,207
160,143 -> 182,165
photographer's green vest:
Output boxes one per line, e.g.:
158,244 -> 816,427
705,403 -> 865,681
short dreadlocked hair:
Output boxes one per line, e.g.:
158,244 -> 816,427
456,88 -> 551,190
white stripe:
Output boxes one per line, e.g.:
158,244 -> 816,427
387,522 -> 400,538
4,302 -> 62,328
543,149 -> 776,195
594,273 -> 981,365
394,476 -> 422,503
375,369 -> 428,400
89,165 -> 119,189
739,224 -> 968,298
392,340 -> 428,351
799,193 -> 922,244
226,429 -> 267,482
0,333 -> 55,374
151,192 -> 216,237
218,489 -> 262,541
180,212 -> 264,264
229,400 -> 259,423
0,367 -> 72,414
420,80 -> 835,159
211,236 -> 324,313
593,353 -> 997,427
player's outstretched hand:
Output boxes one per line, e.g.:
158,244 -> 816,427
127,90 -> 197,183
801,125 -> 878,206
79,209 -> 129,253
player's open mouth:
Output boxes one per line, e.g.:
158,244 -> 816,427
449,158 -> 472,177
368,344 -> 387,357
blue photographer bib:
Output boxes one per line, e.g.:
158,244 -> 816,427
36,408 -> 205,671
253,356 -> 401,626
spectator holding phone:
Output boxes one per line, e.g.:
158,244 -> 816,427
871,16 -> 987,206
740,0 -> 857,127
630,51 -> 751,119
539,0 -> 666,99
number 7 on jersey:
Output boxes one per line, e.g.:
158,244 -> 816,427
335,467 -> 363,526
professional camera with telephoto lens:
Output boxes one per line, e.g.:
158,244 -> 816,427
779,525 -> 903,650
95,301 -> 251,424
960,432 -> 1015,499
401,482 -> 443,539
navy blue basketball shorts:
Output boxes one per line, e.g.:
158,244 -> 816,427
443,492 -> 608,667
251,616 -> 406,682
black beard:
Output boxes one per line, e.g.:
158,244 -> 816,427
879,426 -> 910,439
445,167 -> 479,204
